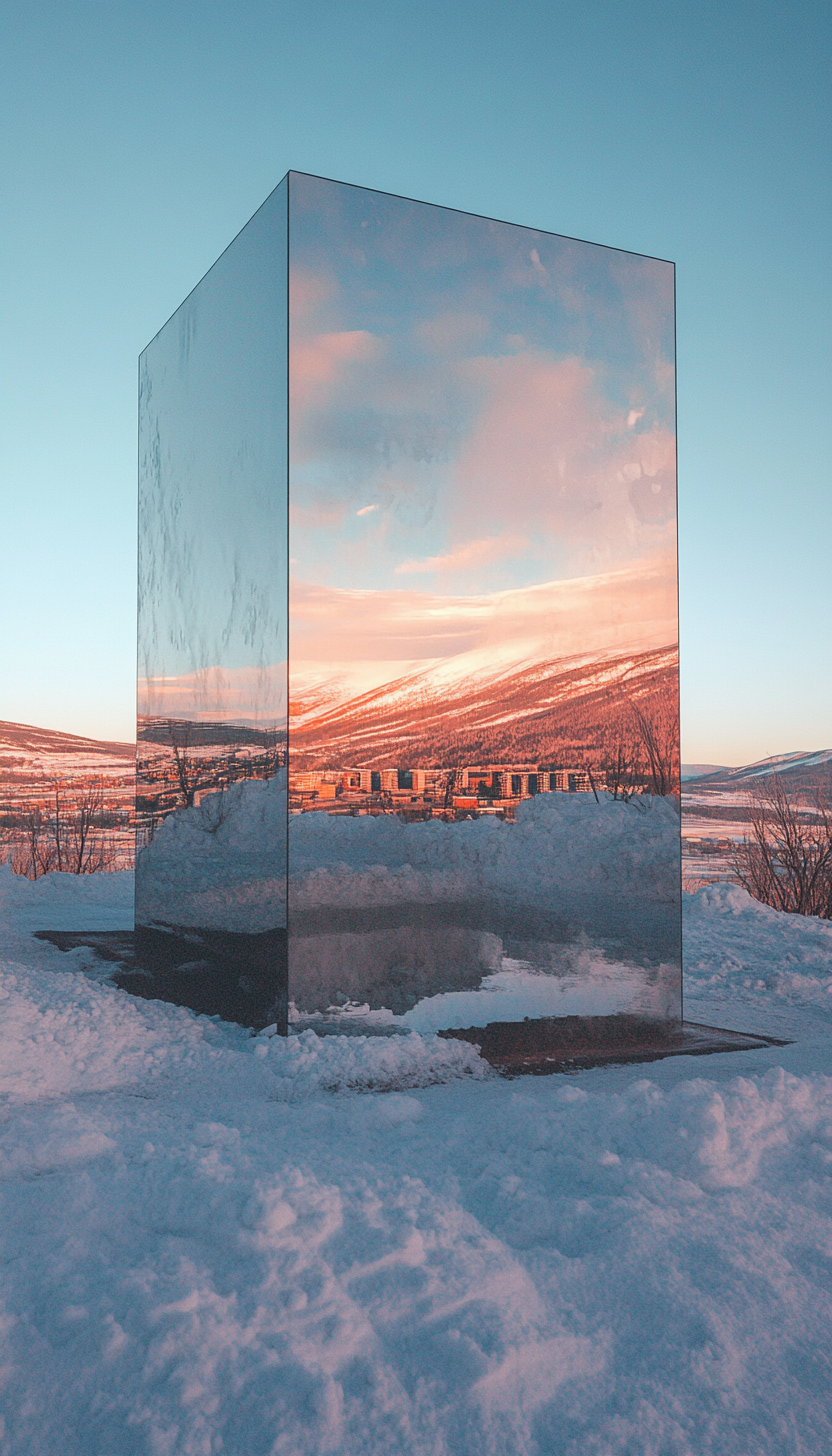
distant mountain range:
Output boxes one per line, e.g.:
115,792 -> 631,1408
683,751 -> 832,797
4,718 -> 828,797
0,721 -> 136,857
0,720 -> 135,759
0,720 -> 135,765
681,764 -> 732,780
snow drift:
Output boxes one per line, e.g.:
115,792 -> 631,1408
0,867 -> 829,1455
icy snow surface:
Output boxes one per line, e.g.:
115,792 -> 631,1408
1,864 -> 830,1455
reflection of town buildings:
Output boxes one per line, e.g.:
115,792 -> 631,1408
288,763 -> 599,819
135,718 -> 285,843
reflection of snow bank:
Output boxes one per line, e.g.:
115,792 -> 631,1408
137,781 -> 679,926
136,784 -> 682,1016
290,792 -> 681,909
136,773 -> 286,932
289,794 -> 682,1014
402,955 -> 678,1033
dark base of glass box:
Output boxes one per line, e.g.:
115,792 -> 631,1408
34,931 -> 789,1071
35,927 -> 288,1034
438,1015 -> 789,1074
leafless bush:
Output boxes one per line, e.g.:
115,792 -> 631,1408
601,732 -> 646,802
3,779 -> 116,879
628,694 -> 680,797
730,776 -> 832,918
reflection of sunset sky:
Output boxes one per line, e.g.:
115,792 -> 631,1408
290,551 -> 678,700
138,662 -> 287,725
289,174 -> 677,603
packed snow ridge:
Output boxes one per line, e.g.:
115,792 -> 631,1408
137,773 -> 681,931
0,862 -> 830,1454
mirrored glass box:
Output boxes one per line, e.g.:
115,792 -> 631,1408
136,172 -> 681,1047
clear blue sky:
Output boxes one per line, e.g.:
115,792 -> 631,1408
1,0 -> 829,763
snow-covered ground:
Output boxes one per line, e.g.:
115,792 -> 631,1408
0,863 -> 829,1455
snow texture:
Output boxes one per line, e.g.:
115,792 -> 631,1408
137,775 -> 681,924
0,862 -> 830,1455
136,773 -> 288,932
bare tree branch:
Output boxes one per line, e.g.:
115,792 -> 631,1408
730,776 -> 832,918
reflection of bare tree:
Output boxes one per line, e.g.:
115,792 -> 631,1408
627,693 -> 679,797
600,705 -> 646,802
730,777 -> 832,918
169,720 -> 198,808
136,718 -> 283,840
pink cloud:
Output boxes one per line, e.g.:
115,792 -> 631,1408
451,353 -> 676,563
290,550 -> 678,668
395,532 -> 527,576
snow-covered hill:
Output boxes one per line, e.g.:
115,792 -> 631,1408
0,721 -> 137,870
685,749 -> 832,791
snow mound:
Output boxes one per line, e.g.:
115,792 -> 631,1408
0,960 -> 488,1106
684,882 -> 832,1017
257,1026 -> 489,1097
290,789 -> 682,908
0,860 -> 134,932
136,772 -> 287,931
1,868 -> 831,1454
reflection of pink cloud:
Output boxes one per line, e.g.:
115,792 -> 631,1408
138,663 -> 286,724
290,330 -> 382,412
291,550 -> 677,668
415,311 -> 489,354
395,532 -> 527,576
287,263 -> 676,584
453,353 -> 676,555
290,269 -> 335,316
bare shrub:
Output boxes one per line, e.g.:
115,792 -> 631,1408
12,807 -> 56,878
601,728 -> 646,802
628,694 -> 680,797
3,779 -> 116,879
730,776 -> 832,918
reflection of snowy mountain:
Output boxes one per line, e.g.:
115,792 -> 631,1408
290,643 -> 678,767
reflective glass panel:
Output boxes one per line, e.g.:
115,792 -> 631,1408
135,179 -> 288,1030
287,173 -> 681,1039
